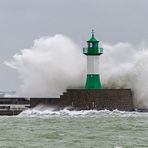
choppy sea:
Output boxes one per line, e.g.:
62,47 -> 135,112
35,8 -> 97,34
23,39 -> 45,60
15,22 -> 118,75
0,107 -> 148,148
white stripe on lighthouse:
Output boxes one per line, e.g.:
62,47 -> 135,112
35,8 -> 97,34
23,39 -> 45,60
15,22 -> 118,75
87,56 -> 99,74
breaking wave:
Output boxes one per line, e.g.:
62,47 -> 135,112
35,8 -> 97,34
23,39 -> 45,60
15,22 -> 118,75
18,105 -> 148,118
5,34 -> 148,108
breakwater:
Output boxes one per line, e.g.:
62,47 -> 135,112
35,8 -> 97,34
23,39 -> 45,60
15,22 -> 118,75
0,89 -> 134,115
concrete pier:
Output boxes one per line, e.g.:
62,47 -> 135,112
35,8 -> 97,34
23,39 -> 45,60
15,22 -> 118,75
0,98 -> 29,115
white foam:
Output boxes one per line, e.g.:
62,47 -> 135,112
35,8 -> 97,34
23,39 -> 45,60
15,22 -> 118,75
18,106 -> 148,118
5,35 -> 85,98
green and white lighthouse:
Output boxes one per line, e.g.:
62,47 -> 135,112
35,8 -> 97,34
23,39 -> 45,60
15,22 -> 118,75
83,30 -> 103,89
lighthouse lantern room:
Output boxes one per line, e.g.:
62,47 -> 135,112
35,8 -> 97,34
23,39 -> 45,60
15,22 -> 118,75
83,30 -> 103,89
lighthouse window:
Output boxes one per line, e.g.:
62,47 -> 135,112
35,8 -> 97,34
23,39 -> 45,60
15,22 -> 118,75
90,43 -> 93,47
94,43 -> 98,48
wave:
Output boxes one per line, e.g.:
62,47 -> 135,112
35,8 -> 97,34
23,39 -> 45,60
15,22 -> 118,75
18,105 -> 148,118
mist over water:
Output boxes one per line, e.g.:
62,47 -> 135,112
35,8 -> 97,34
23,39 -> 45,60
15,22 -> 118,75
101,42 -> 148,108
5,35 -> 85,97
5,34 -> 148,108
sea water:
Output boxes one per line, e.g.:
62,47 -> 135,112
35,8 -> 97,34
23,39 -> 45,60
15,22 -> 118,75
0,109 -> 148,148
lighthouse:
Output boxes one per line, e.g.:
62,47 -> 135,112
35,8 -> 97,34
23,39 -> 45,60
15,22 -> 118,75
83,30 -> 103,89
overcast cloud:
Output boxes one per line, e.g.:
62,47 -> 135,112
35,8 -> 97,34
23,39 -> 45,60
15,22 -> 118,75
0,0 -> 148,91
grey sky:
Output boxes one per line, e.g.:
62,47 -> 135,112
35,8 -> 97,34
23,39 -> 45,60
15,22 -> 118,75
0,0 -> 148,91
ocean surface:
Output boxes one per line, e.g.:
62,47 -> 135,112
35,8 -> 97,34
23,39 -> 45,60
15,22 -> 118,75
0,108 -> 148,148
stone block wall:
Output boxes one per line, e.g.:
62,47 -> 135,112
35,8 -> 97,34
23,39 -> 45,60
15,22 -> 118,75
30,89 -> 134,111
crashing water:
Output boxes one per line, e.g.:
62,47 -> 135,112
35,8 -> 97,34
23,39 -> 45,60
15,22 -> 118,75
5,35 -> 85,98
19,106 -> 148,118
5,34 -> 148,108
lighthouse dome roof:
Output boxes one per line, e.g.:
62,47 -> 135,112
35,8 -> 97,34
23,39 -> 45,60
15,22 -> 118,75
87,36 -> 99,42
87,30 -> 99,42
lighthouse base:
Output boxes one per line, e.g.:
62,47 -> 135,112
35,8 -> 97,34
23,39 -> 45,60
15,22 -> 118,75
85,74 -> 101,89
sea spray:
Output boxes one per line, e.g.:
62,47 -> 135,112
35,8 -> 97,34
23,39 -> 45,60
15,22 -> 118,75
5,35 -> 85,97
5,34 -> 148,108
19,106 -> 148,117
101,42 -> 148,108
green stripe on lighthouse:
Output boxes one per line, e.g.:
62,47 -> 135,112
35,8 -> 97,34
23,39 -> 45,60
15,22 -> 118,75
85,74 -> 102,89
